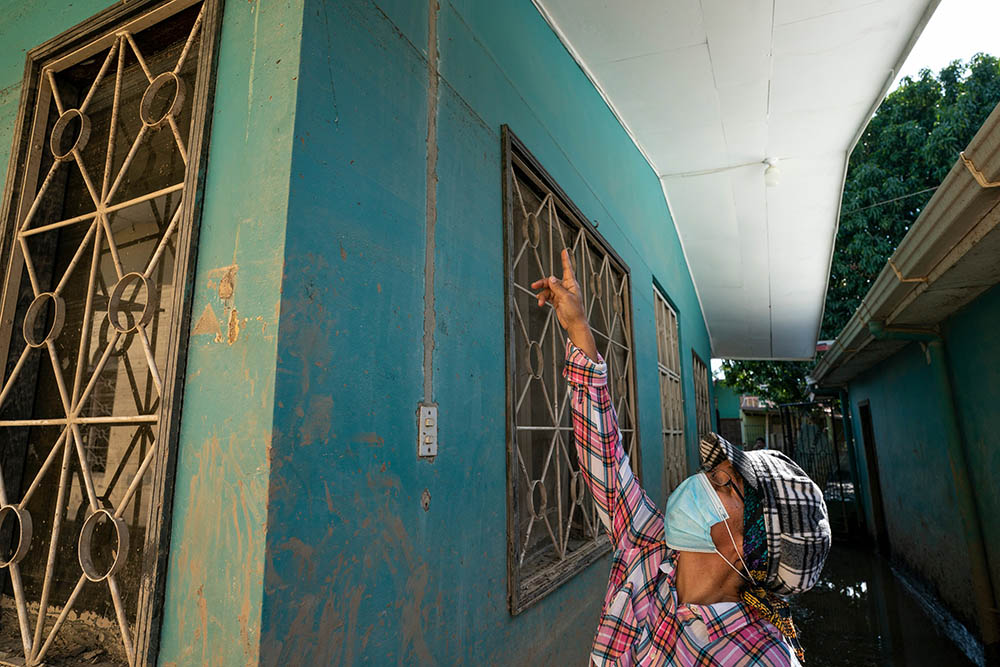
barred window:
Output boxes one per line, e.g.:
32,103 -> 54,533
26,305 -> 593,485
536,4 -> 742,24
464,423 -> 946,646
503,128 -> 640,613
653,289 -> 685,494
693,352 -> 712,443
0,1 -> 219,663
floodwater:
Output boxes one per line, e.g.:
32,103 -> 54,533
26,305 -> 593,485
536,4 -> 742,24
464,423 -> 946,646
791,542 -> 980,666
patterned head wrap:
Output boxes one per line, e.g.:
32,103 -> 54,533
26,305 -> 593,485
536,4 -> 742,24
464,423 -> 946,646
741,480 -> 768,578
740,479 -> 804,661
702,433 -> 831,662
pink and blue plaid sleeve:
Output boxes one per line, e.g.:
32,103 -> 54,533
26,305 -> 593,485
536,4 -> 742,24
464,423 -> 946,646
564,340 -> 664,550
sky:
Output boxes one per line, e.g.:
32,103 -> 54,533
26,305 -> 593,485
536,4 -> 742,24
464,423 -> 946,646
711,0 -> 1000,378
891,0 -> 1000,89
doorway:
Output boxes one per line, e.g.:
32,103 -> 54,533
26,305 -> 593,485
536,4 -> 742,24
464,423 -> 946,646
858,401 -> 890,554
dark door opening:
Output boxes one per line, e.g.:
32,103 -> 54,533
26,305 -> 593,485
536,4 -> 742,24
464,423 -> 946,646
858,402 -> 890,554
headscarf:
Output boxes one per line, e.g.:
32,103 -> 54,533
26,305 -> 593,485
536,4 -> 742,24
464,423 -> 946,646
739,479 -> 805,662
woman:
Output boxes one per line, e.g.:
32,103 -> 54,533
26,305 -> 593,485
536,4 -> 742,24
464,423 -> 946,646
532,250 -> 831,666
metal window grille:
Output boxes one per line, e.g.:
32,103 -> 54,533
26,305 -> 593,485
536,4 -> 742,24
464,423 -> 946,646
503,128 -> 640,614
0,1 -> 219,663
692,352 -> 711,443
653,289 -> 685,495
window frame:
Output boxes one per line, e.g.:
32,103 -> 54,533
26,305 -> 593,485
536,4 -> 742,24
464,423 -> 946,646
501,126 -> 642,614
653,286 -> 686,496
0,1 -> 222,662
692,350 -> 712,443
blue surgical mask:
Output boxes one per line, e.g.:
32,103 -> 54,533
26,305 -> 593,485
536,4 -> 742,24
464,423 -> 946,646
664,472 -> 753,583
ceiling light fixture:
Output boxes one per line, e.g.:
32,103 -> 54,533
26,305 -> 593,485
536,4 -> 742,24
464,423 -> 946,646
763,158 -> 781,187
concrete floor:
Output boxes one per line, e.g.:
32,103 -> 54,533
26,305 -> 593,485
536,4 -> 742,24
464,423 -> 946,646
791,542 -> 980,666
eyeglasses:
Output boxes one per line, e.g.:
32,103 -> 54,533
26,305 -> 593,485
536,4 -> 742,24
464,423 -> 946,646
700,465 -> 744,504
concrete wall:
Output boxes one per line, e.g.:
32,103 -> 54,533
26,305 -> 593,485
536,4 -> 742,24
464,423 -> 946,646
1,1 -> 304,664
945,283 -> 1000,613
158,0 -> 304,664
260,0 -> 712,663
714,381 -> 741,419
845,282 -> 1000,639
2,0 -> 716,662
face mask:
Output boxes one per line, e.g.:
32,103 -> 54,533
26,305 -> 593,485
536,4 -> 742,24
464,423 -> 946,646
664,472 -> 753,584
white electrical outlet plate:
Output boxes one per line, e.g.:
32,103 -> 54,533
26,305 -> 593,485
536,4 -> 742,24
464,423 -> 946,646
418,404 -> 437,457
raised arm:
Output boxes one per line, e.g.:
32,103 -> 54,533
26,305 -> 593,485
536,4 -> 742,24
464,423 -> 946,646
533,250 -> 664,550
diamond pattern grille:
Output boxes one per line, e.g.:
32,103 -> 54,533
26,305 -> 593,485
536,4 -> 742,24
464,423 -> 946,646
654,290 -> 685,495
0,3 -> 206,663
506,147 -> 639,610
693,352 -> 712,443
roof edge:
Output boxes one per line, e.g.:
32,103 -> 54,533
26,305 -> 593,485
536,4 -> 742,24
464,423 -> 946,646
815,99 -> 1000,386
529,0 -> 715,355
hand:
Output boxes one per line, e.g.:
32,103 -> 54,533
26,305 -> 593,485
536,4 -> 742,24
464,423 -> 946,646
532,249 -> 599,361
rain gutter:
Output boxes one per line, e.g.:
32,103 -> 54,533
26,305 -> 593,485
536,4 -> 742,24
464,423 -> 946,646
814,101 -> 1000,659
813,100 -> 1000,385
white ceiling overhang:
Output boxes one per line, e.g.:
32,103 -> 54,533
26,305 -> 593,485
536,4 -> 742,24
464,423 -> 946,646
533,0 -> 940,359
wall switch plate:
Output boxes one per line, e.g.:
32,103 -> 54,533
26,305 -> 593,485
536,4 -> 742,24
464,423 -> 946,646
418,403 -> 438,458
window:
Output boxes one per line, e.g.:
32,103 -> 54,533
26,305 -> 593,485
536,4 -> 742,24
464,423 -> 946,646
0,1 -> 219,663
692,352 -> 712,443
503,128 -> 640,613
653,289 -> 685,494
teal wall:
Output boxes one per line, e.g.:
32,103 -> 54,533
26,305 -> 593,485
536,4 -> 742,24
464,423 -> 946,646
845,282 -> 1000,639
157,0 -> 304,664
1,4 -> 113,196
714,381 -> 741,420
260,0 -> 712,663
0,0 -> 304,664
945,283 -> 1000,615
2,0 -> 715,662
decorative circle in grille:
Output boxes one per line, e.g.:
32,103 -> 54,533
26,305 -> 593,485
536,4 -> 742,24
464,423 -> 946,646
22,292 -> 65,348
140,71 -> 186,128
49,108 -> 90,161
0,506 -> 32,567
78,508 -> 130,582
523,211 -> 541,248
108,272 -> 156,333
526,340 -> 544,379
528,480 -> 548,520
569,472 -> 586,507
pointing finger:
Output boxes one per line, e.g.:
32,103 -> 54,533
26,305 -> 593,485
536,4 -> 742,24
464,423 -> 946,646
561,248 -> 576,283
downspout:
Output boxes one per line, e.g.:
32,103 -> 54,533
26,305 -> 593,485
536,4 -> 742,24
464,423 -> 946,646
867,321 -> 1000,656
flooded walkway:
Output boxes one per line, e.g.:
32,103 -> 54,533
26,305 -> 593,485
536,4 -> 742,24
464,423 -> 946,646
791,542 -> 980,666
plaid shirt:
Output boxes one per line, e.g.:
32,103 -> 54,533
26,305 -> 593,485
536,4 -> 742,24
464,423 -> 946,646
564,341 -> 801,667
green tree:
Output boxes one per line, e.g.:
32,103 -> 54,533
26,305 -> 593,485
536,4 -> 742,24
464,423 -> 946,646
723,55 -> 1000,400
718,360 -> 812,405
822,53 -> 1000,338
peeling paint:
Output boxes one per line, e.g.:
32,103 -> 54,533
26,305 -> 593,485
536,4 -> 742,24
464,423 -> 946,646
228,308 -> 242,344
192,303 -> 223,337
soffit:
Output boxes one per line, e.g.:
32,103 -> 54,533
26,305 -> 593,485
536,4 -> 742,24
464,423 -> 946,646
534,0 -> 938,359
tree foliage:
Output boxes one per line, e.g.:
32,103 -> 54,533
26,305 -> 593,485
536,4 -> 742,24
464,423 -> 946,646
718,360 -> 812,406
722,55 -> 1000,402
823,54 -> 1000,338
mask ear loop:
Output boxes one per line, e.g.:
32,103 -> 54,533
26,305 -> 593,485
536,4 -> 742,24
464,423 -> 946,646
719,517 -> 755,585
